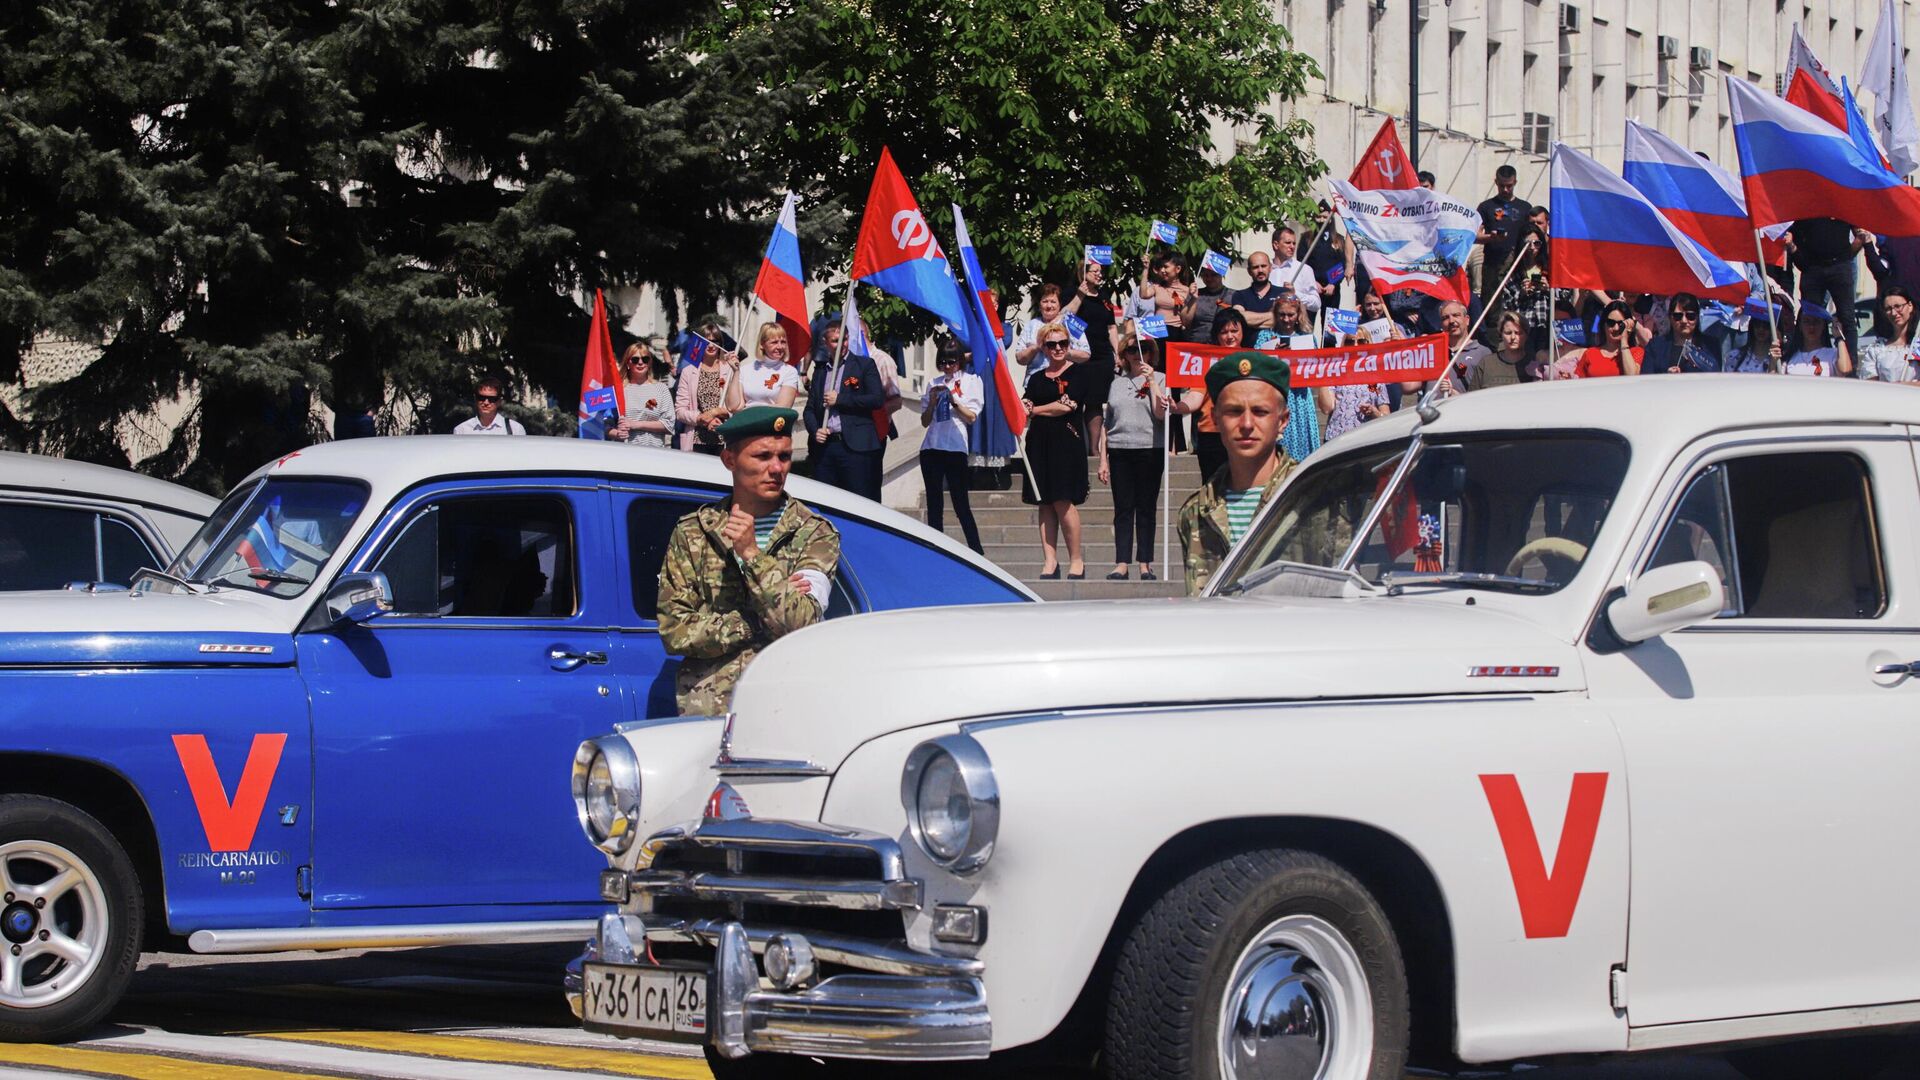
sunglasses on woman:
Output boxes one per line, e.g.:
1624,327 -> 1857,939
1602,319 -> 1628,331
1043,340 -> 1070,350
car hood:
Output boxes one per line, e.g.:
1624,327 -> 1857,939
723,594 -> 1584,769
0,589 -> 296,666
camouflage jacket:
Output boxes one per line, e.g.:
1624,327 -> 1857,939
657,496 -> 840,715
1177,457 -> 1297,596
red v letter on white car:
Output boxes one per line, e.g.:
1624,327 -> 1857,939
1479,773 -> 1609,939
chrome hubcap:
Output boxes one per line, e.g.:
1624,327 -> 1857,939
0,841 -> 108,1010
1218,914 -> 1372,1080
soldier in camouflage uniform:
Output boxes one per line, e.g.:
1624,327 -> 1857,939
658,406 -> 841,715
1178,351 -> 1298,595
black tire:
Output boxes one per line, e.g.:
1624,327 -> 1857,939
0,795 -> 143,1042
1103,848 -> 1408,1080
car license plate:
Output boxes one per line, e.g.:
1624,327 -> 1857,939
582,962 -> 708,1039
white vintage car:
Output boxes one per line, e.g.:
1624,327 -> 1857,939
567,377 -> 1920,1079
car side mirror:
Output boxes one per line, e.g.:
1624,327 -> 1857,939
324,572 -> 393,625
1605,560 -> 1725,645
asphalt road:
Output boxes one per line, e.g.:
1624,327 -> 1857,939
0,946 -> 1903,1079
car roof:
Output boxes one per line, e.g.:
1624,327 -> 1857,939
248,436 -> 1039,599
0,450 -> 218,519
1314,375 -> 1920,466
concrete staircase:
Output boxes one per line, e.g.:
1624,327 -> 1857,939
911,452 -> 1207,601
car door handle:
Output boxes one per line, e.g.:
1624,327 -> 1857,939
549,647 -> 609,672
1874,661 -> 1920,677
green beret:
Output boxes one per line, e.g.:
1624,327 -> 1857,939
1205,350 -> 1291,402
717,405 -> 799,444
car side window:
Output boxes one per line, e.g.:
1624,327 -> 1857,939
0,504 -> 98,589
374,495 -> 576,618
627,495 -> 860,623
1649,453 -> 1884,619
98,516 -> 161,585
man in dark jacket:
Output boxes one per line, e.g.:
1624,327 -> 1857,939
804,320 -> 889,500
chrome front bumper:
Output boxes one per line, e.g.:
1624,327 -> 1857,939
567,816 -> 991,1061
567,912 -> 991,1060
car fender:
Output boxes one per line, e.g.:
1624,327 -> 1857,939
820,694 -> 1629,1062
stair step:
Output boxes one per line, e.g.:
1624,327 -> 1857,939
1029,580 -> 1188,601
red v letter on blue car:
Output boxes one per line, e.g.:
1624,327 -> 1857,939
172,734 -> 287,852
1479,773 -> 1609,939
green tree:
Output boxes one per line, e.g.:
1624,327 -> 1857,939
1,0 -> 820,489
750,0 -> 1325,328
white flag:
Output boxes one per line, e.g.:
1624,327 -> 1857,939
1863,0 -> 1920,177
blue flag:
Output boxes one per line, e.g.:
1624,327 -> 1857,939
1084,244 -> 1113,266
1201,249 -> 1232,277
951,204 -> 1023,460
1063,312 -> 1089,339
1136,315 -> 1169,339
1326,308 -> 1360,336
1555,318 -> 1587,345
1150,220 -> 1180,244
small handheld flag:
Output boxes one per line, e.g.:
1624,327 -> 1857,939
1084,244 -> 1114,266
1326,308 -> 1360,336
1150,220 -> 1180,244
1554,318 -> 1587,345
1063,313 -> 1089,339
1201,250 -> 1232,277
1136,315 -> 1169,339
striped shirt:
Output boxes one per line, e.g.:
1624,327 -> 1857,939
1223,488 -> 1262,545
754,505 -> 785,552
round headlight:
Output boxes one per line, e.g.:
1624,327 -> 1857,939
571,736 -> 641,855
901,734 -> 998,873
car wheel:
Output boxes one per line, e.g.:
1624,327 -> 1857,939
0,795 -> 142,1042
1104,848 -> 1408,1080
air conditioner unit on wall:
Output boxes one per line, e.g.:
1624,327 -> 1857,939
1689,46 -> 1714,70
1657,35 -> 1680,60
1560,3 -> 1581,33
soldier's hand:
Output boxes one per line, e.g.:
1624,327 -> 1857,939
723,507 -> 758,558
787,572 -> 812,595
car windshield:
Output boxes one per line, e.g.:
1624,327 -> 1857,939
1214,432 -> 1631,596
166,479 -> 368,597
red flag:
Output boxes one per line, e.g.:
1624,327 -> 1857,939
1349,118 -> 1417,191
578,289 -> 624,430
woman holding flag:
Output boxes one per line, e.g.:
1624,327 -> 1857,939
725,323 -> 802,412
676,331 -> 738,454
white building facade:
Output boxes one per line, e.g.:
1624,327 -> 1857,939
1280,0 -> 1916,211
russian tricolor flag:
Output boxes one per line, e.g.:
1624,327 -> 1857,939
1550,143 -> 1750,303
752,192 -> 812,362
951,204 -> 1025,458
1727,76 -> 1920,236
1623,120 -> 1780,266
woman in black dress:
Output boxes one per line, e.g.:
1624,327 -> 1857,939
1021,321 -> 1089,579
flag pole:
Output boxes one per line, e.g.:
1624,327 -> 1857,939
1417,233 -> 1536,416
1161,395 -> 1171,577
1751,229 -> 1782,373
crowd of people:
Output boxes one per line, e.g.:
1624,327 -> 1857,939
447,192 -> 1920,587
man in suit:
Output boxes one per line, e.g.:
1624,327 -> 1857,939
805,319 -> 888,500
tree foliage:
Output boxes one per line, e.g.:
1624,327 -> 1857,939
0,0 -> 1321,486
759,0 -> 1325,326
1,0 -> 816,488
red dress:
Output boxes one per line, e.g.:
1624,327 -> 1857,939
1574,346 -> 1641,378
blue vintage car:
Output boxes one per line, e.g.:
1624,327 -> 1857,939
0,436 -> 1033,1040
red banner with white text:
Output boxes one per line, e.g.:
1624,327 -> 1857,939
1164,334 -> 1451,390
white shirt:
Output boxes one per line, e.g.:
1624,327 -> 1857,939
739,357 -> 802,407
921,371 -> 982,454
1271,257 -> 1322,315
453,414 -> 523,435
